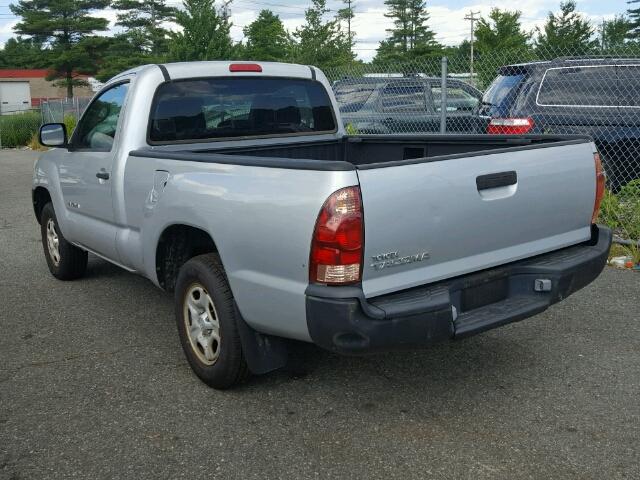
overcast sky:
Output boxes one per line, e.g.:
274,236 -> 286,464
0,0 -> 633,62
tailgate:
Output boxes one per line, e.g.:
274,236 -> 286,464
358,141 -> 596,298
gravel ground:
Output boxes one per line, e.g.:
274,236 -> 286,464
1,150 -> 639,480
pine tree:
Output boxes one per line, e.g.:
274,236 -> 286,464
169,0 -> 234,61
112,0 -> 178,55
10,0 -> 110,98
243,10 -> 291,61
94,35 -> 153,81
408,0 -> 440,57
627,0 -> 640,39
535,1 -> 597,58
375,0 -> 440,62
0,37 -> 50,68
383,0 -> 411,54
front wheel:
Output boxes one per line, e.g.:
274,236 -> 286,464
40,202 -> 88,280
174,253 -> 249,389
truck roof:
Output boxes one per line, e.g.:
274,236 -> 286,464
500,57 -> 640,74
110,61 -> 318,84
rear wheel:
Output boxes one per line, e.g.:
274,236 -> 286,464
175,253 -> 249,389
40,202 -> 88,280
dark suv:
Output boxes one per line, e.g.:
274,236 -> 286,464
333,76 -> 484,134
480,57 -> 640,190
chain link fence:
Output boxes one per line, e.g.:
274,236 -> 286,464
0,97 -> 92,150
0,51 -> 637,243
325,46 -> 640,243
40,97 -> 92,125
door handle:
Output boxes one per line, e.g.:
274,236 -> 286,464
96,170 -> 110,180
476,171 -> 517,190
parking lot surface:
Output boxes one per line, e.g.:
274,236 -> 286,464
1,150 -> 639,479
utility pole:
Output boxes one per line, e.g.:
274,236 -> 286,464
221,0 -> 232,21
346,0 -> 352,45
464,11 -> 480,86
150,1 -> 156,54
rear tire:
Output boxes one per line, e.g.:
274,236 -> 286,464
40,202 -> 88,280
175,253 -> 249,389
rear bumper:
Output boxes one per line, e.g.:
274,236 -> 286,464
305,225 -> 612,354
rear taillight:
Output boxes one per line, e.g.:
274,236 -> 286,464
310,186 -> 363,285
592,152 -> 606,224
487,117 -> 534,135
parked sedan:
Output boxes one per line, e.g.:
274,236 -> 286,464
333,76 -> 484,134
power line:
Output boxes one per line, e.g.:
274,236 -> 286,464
167,0 -> 308,12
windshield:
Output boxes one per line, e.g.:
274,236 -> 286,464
149,77 -> 336,143
482,74 -> 525,115
333,81 -> 376,112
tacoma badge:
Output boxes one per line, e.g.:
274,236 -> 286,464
370,251 -> 429,271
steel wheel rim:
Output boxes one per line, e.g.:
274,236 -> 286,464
46,218 -> 61,266
183,283 -> 221,365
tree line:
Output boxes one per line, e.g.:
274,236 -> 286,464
3,0 -> 640,97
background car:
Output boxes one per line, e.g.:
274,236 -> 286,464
480,57 -> 640,190
333,76 -> 484,134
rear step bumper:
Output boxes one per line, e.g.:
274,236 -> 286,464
305,225 -> 612,354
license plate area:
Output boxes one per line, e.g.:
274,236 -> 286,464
460,276 -> 508,312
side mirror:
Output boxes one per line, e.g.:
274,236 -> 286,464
39,123 -> 68,148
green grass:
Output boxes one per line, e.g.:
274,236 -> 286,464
27,113 -> 78,151
593,187 -> 639,264
62,114 -> 77,136
598,181 -> 640,242
0,111 -> 42,148
598,190 -> 622,231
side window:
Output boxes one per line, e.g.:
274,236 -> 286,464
380,82 -> 426,113
72,83 -> 129,151
537,66 -> 619,107
431,86 -> 479,112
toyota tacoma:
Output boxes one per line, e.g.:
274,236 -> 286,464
33,61 -> 611,388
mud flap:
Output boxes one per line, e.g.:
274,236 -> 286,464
234,303 -> 288,375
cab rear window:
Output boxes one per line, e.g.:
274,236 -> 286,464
149,77 -> 336,143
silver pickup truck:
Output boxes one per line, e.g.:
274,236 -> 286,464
33,61 -> 611,389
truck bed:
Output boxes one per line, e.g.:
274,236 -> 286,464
131,134 -> 597,297
133,134 -> 591,170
